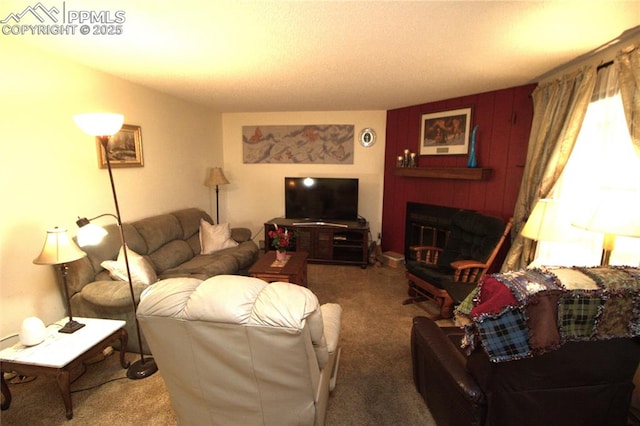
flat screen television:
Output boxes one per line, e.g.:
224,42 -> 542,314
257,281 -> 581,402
285,177 -> 359,221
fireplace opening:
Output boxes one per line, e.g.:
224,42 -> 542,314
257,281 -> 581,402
404,202 -> 471,261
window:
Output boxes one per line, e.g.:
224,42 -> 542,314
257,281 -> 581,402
535,67 -> 640,267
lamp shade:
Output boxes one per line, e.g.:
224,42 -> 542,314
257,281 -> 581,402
521,199 -> 580,242
204,167 -> 229,187
76,221 -> 109,247
73,113 -> 124,136
33,227 -> 86,265
572,187 -> 640,238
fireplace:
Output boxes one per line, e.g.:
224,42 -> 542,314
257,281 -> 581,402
403,202 -> 469,261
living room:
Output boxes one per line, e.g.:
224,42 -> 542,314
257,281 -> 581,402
1,2 -> 640,424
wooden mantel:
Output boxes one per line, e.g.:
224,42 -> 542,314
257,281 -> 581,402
393,167 -> 492,180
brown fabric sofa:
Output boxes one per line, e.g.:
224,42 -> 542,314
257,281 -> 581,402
63,208 -> 259,353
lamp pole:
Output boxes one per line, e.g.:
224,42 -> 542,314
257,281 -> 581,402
98,137 -> 157,379
215,184 -> 221,224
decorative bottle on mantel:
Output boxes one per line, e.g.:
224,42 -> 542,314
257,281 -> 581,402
467,125 -> 479,168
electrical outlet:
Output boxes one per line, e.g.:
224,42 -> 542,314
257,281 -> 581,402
259,240 -> 265,249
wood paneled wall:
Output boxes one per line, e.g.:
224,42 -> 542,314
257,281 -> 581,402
381,83 -> 536,254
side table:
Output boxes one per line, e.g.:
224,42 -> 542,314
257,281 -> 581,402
249,251 -> 308,287
1,317 -> 129,419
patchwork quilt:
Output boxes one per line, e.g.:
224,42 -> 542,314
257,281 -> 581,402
457,266 -> 640,362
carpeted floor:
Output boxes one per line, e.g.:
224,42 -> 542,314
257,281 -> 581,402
1,263 -> 449,425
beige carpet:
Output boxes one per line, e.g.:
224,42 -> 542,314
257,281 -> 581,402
1,263 -> 448,425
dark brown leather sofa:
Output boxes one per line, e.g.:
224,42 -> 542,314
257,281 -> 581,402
411,316 -> 640,426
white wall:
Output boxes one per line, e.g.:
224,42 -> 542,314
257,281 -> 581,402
0,41 -> 221,343
221,112 -> 387,244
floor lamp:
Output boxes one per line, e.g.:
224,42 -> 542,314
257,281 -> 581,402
73,113 -> 157,380
204,167 -> 229,224
33,227 -> 87,333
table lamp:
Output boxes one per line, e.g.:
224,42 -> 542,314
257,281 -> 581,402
33,227 -> 87,333
572,186 -> 640,265
521,198 -> 580,266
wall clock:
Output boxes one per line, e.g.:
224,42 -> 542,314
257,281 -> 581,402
359,128 -> 376,147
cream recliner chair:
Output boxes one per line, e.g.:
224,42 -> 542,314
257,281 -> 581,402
136,275 -> 342,426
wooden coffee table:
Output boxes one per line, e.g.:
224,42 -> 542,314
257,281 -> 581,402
0,317 -> 128,419
249,251 -> 308,287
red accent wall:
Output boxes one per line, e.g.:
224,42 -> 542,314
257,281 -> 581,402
382,83 -> 536,254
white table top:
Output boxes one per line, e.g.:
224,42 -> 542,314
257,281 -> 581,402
0,317 -> 125,368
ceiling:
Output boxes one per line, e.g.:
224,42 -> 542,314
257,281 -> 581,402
13,1 -> 640,112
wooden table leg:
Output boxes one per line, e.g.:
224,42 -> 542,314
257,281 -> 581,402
117,328 -> 130,368
1,371 -> 11,411
56,369 -> 73,419
1,324 -> 129,419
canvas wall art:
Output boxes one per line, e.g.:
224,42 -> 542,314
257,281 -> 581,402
242,125 -> 354,164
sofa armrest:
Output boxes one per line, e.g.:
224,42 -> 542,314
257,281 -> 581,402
231,227 -> 252,243
411,316 -> 485,404
320,303 -> 342,354
79,279 -> 150,309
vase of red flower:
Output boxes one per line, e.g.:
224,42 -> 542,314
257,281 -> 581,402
268,225 -> 294,260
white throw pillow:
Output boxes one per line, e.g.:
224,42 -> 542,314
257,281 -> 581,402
199,219 -> 239,254
101,246 -> 158,285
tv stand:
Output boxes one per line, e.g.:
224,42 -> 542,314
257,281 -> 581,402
264,218 -> 369,268
292,221 -> 348,228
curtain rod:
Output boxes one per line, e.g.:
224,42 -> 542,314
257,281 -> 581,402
533,25 -> 639,82
596,60 -> 614,71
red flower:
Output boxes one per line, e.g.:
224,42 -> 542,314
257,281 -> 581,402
269,225 -> 294,251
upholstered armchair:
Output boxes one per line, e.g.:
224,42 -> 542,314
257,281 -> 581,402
404,211 -> 512,318
136,275 -> 342,426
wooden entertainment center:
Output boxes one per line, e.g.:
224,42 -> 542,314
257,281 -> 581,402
264,218 -> 369,268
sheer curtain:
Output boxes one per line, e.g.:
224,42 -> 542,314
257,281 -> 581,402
501,67 -> 596,271
534,64 -> 640,267
616,43 -> 640,158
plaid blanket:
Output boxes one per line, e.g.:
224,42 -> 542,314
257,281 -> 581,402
463,266 -> 640,362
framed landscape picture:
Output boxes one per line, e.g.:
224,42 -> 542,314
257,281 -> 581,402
97,124 -> 144,168
419,107 -> 472,156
